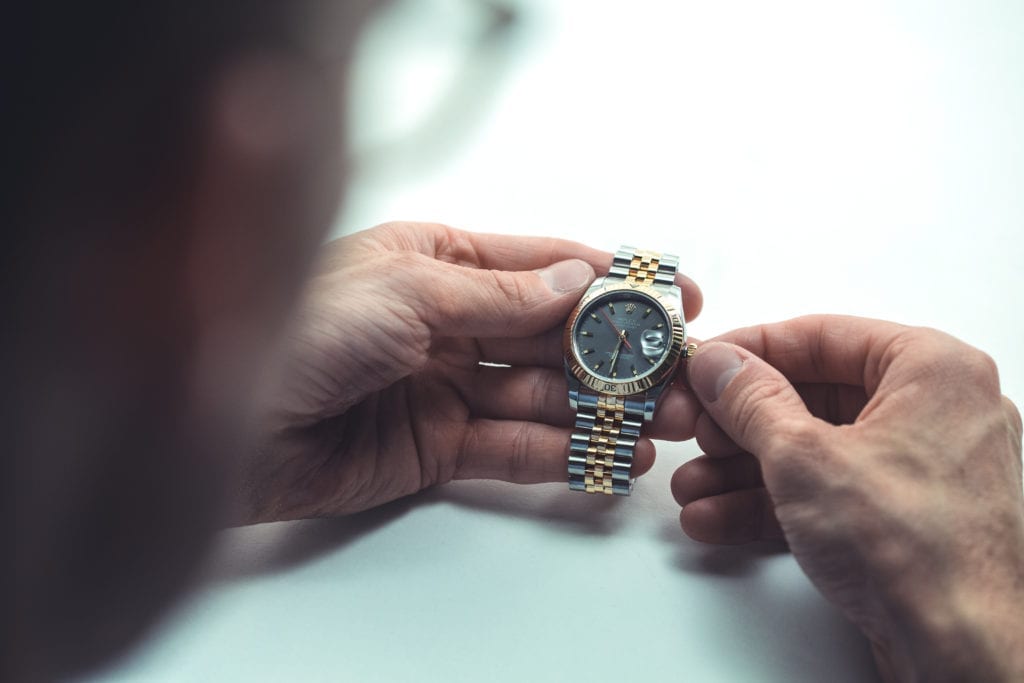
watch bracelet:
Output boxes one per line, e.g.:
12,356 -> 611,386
567,391 -> 646,495
608,245 -> 679,288
567,245 -> 681,496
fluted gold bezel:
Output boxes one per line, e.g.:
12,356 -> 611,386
563,282 -> 686,396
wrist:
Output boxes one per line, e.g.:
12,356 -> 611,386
893,542 -> 1024,681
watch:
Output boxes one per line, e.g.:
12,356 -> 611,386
562,245 -> 695,495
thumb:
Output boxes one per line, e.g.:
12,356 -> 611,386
687,341 -> 817,457
418,258 -> 596,338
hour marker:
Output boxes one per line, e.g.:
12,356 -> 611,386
631,366 -> 638,377
590,313 -> 601,323
580,330 -> 593,337
593,361 -> 603,370
582,348 -> 594,355
625,303 -> 636,314
642,308 -> 652,318
654,323 -> 664,329
611,370 -> 617,378
647,357 -> 657,365
608,302 -> 615,314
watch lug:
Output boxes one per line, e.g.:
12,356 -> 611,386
642,384 -> 666,420
565,372 -> 582,410
584,276 -> 607,297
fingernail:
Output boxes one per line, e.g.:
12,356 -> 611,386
689,343 -> 744,404
537,259 -> 594,294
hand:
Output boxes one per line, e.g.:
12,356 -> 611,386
240,222 -> 703,522
670,315 -> 1024,681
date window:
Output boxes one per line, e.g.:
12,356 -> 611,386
641,329 -> 666,359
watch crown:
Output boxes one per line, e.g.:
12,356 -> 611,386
683,343 -> 698,359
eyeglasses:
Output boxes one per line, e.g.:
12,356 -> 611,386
346,0 -> 522,182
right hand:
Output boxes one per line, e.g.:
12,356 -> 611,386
671,315 -> 1024,682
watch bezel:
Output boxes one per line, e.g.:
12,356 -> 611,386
563,281 -> 686,396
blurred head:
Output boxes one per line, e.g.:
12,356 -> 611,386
9,3 -> 376,679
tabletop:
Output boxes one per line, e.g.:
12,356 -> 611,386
89,1 -> 1024,681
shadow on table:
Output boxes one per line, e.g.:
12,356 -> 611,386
203,480 -> 631,584
429,480 -> 630,536
659,517 -> 789,579
658,521 -> 882,682
202,495 -> 425,584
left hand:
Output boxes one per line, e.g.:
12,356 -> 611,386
240,222 -> 703,523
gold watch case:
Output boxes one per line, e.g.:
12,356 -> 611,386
563,280 -> 686,396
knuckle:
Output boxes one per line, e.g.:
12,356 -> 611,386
365,221 -> 461,259
889,327 -> 1000,395
730,376 -> 797,451
486,269 -> 533,309
768,418 -> 823,456
364,220 -> 414,249
532,372 -> 557,419
723,374 -> 830,481
394,252 -> 456,321
432,223 -> 473,264
761,420 -> 825,485
887,328 -> 946,370
507,423 -> 532,482
960,348 -> 1000,388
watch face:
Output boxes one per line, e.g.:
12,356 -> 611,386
572,291 -> 672,381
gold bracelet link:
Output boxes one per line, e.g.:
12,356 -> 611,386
625,250 -> 662,286
583,396 -> 627,494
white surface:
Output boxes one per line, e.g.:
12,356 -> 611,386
92,1 -> 1023,681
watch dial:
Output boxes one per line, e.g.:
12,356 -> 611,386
573,292 -> 671,381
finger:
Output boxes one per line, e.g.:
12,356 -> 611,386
670,454 -> 763,506
362,222 -> 704,322
712,315 -> 910,389
477,325 -> 564,368
687,341 -> 823,461
405,254 -> 597,339
694,411 -> 743,456
466,366 -> 575,427
454,420 -> 656,484
678,488 -> 784,545
648,387 -> 701,441
693,384 -> 866,454
455,232 -> 703,323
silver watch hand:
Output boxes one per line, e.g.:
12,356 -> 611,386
609,330 -> 626,376
600,308 -> 633,350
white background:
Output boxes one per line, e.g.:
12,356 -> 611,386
91,1 -> 1023,681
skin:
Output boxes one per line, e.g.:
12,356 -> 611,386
16,5 -> 1024,682
672,316 -> 1024,681
240,221 -> 704,522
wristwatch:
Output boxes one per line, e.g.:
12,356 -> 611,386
563,246 -> 695,495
